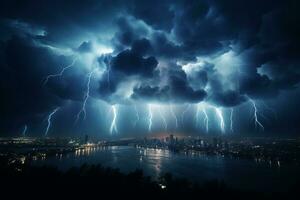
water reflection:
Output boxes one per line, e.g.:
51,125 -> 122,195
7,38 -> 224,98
31,146 -> 297,193
136,148 -> 171,176
75,146 -> 106,157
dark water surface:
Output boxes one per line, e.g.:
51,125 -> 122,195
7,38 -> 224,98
32,146 -> 299,192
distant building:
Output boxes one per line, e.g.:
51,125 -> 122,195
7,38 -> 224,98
170,134 -> 174,145
84,134 -> 89,144
213,138 -> 218,147
165,136 -> 170,143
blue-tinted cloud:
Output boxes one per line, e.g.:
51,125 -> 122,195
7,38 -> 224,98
0,0 -> 300,136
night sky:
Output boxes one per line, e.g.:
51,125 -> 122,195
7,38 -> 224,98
0,0 -> 299,138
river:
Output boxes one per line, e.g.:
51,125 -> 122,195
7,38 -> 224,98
32,146 -> 299,192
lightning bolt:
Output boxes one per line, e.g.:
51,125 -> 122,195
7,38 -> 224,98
75,70 -> 94,123
22,125 -> 27,137
181,104 -> 191,124
133,105 -> 140,127
45,107 -> 60,136
215,107 -> 225,134
195,104 -> 201,128
43,57 -> 77,85
104,56 -> 112,91
249,99 -> 264,131
148,104 -> 153,132
158,107 -> 167,131
110,105 -> 118,134
202,108 -> 209,133
195,103 -> 209,133
230,108 -> 234,132
169,104 -> 178,128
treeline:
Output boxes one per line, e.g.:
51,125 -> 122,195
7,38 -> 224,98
0,158 -> 298,199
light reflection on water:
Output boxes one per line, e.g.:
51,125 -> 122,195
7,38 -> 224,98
33,146 -> 299,192
73,146 -> 172,177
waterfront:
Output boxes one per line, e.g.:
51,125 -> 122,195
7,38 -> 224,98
32,145 -> 299,193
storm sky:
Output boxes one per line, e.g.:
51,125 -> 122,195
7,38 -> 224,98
0,0 -> 300,138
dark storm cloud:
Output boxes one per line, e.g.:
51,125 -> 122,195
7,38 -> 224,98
173,0 -> 225,56
132,83 -> 206,104
97,48 -> 158,102
209,90 -> 247,107
131,85 -> 169,102
0,19 -> 46,40
131,0 -> 175,31
187,61 -> 248,107
167,67 -> 207,103
172,0 -> 299,104
150,32 -> 196,61
0,33 -> 94,134
131,64 -> 207,103
111,49 -> 158,77
0,35 -> 63,133
97,55 -> 117,99
187,62 -> 213,90
112,16 -> 196,61
112,15 -> 152,53
232,0 -> 300,100
97,54 -> 127,103
0,0 -> 129,46
1,0 -> 299,95
45,72 -> 87,102
105,0 -> 300,106
239,73 -> 277,99
131,38 -> 152,56
1,0 -> 300,135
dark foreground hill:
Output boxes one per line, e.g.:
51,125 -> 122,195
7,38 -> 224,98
0,157 -> 299,199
